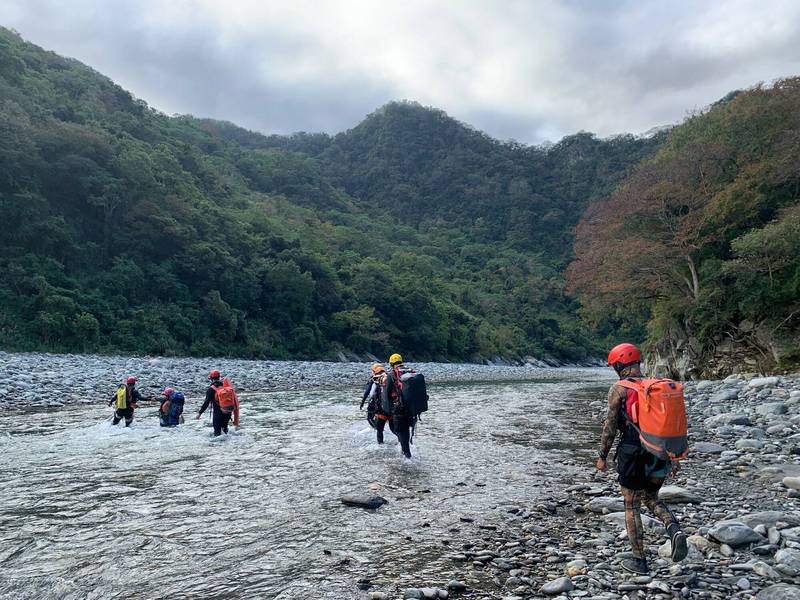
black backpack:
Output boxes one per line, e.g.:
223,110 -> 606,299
383,368 -> 429,417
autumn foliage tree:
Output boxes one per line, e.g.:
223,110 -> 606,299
567,78 -> 800,371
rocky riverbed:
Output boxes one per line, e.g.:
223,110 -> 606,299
2,352 -> 799,599
0,351 -> 589,410
358,374 -> 800,600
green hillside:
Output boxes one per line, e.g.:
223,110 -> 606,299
0,27 -> 663,362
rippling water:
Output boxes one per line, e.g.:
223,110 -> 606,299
0,368 -> 610,599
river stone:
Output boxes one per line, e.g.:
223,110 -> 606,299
447,581 -> 467,592
737,510 -> 800,529
540,577 -> 573,595
753,561 -> 782,579
658,539 -> 703,562
705,412 -> 751,427
781,526 -> 800,542
735,438 -> 765,450
775,549 -> 800,575
756,402 -> 788,416
404,589 -> 424,599
758,585 -> 800,600
696,380 -> 714,391
708,520 -> 764,546
658,485 -> 702,503
586,496 -> 625,513
749,377 -> 779,388
605,511 -> 664,532
783,477 -> 800,491
692,441 -> 725,453
710,388 -> 740,402
341,494 -> 387,509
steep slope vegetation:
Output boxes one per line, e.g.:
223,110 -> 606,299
568,79 -> 800,375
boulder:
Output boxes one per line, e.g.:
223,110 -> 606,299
708,520 -> 764,546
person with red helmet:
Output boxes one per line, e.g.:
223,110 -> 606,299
108,376 -> 148,427
196,370 -> 238,436
595,343 -> 687,574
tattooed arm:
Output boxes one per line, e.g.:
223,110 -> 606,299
598,384 -> 626,461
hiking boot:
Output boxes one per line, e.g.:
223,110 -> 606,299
668,524 -> 688,562
621,557 -> 649,574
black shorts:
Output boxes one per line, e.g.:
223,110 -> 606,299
115,407 -> 134,419
616,443 -> 670,491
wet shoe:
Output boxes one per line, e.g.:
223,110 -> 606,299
621,557 -> 649,574
671,529 -> 688,562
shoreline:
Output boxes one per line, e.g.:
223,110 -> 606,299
0,350 -> 605,410
361,374 -> 800,599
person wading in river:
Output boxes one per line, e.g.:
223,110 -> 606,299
380,354 -> 428,459
360,363 -> 390,443
108,376 -> 148,427
196,370 -> 240,436
595,343 -> 688,574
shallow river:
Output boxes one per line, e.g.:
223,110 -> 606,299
0,368 -> 610,599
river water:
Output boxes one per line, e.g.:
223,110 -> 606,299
0,368 -> 610,599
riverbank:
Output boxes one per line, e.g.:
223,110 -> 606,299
359,374 -> 800,600
0,350 -> 600,410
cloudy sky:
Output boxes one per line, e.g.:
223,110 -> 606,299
3,0 -> 800,143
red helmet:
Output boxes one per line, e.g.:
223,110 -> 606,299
208,370 -> 221,380
163,387 -> 174,397
127,376 -> 136,385
607,343 -> 642,366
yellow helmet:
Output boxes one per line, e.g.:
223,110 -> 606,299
389,353 -> 403,365
371,363 -> 385,374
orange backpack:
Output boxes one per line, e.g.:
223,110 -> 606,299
616,378 -> 689,461
214,378 -> 240,424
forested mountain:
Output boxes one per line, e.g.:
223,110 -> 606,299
0,27 -> 665,362
567,80 -> 800,375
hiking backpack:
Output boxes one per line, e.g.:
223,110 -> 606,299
616,378 -> 689,461
115,384 -> 130,409
214,378 -> 238,414
382,368 -> 429,417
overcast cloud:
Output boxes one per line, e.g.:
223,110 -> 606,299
2,0 -> 800,143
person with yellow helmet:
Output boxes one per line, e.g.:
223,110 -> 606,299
360,363 -> 389,443
380,353 -> 428,459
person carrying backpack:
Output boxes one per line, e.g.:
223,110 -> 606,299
159,387 -> 185,427
381,354 -> 428,459
360,363 -> 389,443
595,343 -> 689,574
196,370 -> 240,436
108,376 -> 148,427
